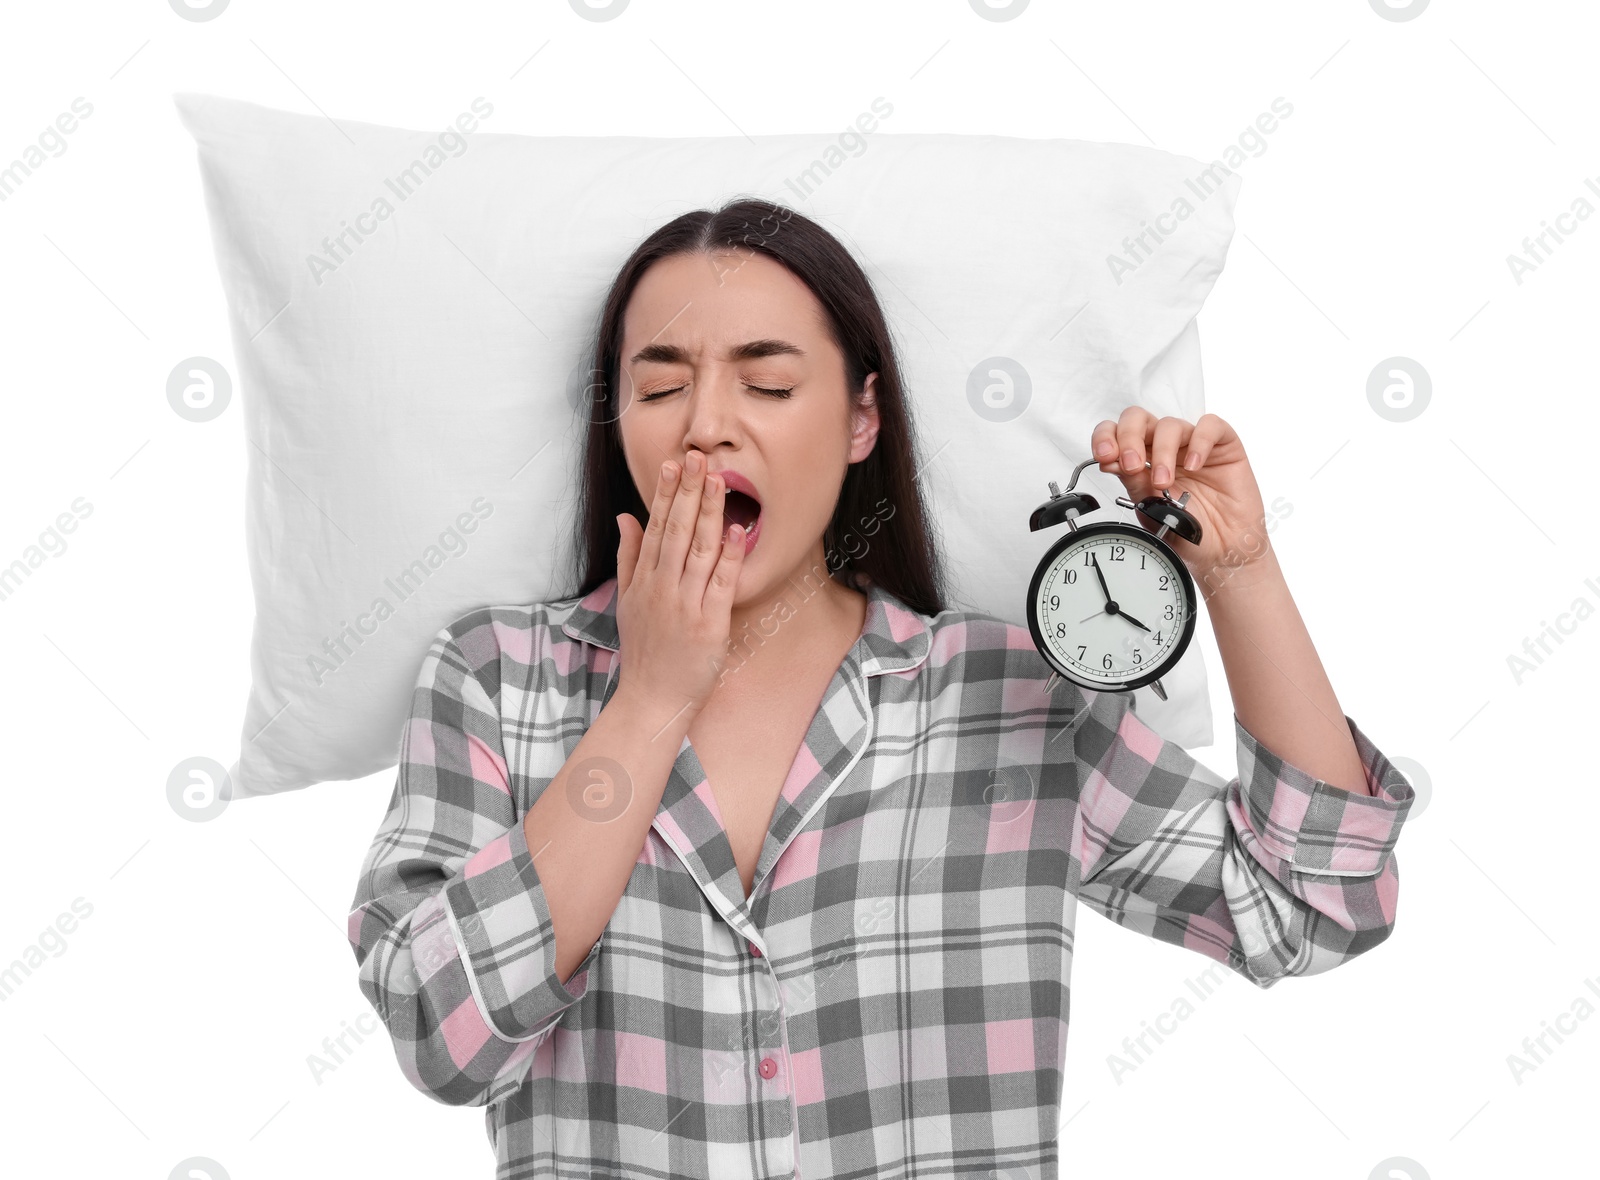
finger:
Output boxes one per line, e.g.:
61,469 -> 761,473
1091,419 -> 1120,471
616,512 -> 638,595
702,510 -> 747,619
639,459 -> 679,574
684,469 -> 728,596
660,450 -> 708,580
1114,406 -> 1157,500
1182,412 -> 1231,471
1149,416 -> 1191,490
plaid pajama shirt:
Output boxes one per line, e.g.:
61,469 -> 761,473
347,571 -> 1415,1179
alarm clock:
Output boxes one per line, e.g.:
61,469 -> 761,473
1025,455 -> 1203,699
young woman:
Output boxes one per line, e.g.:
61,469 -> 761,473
348,198 -> 1415,1177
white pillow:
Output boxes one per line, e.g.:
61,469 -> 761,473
174,91 -> 1239,798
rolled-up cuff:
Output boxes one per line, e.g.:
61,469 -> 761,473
1232,712 -> 1415,877
442,810 -> 600,1042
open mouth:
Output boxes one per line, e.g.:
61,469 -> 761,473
722,489 -> 761,536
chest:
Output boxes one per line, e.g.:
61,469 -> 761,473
686,650 -> 849,900
686,697 -> 817,900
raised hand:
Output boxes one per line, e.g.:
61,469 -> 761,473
613,450 -> 748,723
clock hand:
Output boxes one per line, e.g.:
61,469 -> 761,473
1089,551 -> 1112,603
1115,609 -> 1150,632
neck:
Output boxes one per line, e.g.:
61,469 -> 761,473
718,548 -> 867,687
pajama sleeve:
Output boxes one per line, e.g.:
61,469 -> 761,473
1069,688 -> 1416,988
346,610 -> 602,1107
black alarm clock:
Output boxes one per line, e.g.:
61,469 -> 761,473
1026,455 -> 1203,699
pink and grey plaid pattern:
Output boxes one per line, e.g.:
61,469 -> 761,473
348,573 -> 1415,1178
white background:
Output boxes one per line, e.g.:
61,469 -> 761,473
1,2 -> 1595,1178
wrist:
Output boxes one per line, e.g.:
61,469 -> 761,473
1196,545 -> 1283,603
609,679 -> 702,738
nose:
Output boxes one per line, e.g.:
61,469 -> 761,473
680,370 -> 743,456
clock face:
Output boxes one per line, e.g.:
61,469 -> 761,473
1027,523 -> 1197,690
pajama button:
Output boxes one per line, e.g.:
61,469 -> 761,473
758,1056 -> 777,1079
748,941 -> 762,957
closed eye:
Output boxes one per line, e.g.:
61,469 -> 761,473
637,385 -> 794,402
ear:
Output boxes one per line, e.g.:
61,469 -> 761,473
847,372 -> 881,463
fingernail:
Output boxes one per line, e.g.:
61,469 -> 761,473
1122,450 -> 1140,472
1184,452 -> 1200,470
1153,465 -> 1170,485
1095,440 -> 1113,458
662,461 -> 676,480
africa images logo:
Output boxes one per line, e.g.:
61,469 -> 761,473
1105,99 -> 1293,286
305,98 -> 494,286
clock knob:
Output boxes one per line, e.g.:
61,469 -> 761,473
1030,481 -> 1099,532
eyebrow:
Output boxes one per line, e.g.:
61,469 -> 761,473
628,338 -> 806,366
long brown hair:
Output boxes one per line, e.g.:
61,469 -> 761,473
561,196 -> 948,618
